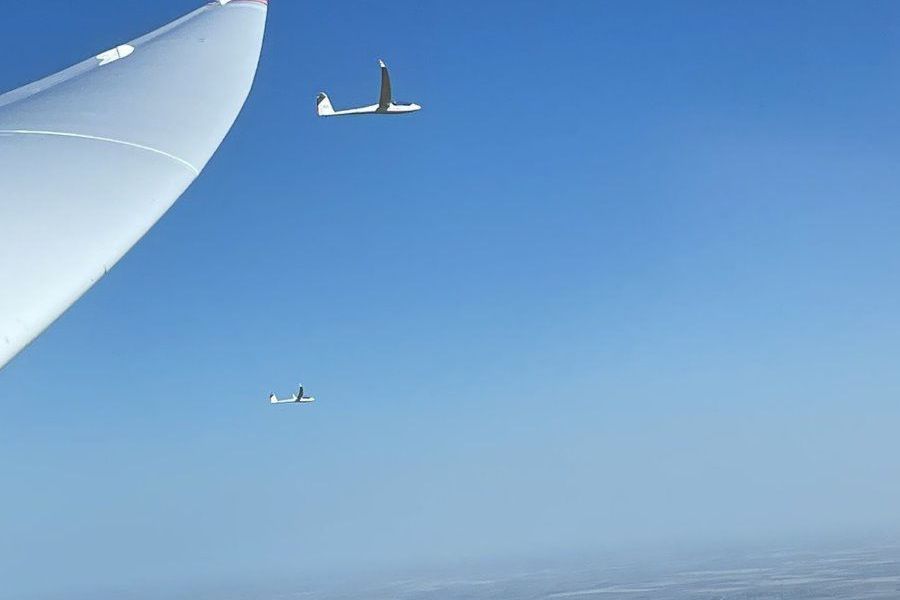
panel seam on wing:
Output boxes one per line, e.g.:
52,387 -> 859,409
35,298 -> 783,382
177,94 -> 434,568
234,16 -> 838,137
0,130 -> 200,175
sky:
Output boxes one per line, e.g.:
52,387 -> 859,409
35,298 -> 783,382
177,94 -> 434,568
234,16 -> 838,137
2,0 -> 900,597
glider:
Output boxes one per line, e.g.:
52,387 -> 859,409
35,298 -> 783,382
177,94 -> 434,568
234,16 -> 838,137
270,384 -> 316,405
0,0 -> 268,370
317,60 -> 421,117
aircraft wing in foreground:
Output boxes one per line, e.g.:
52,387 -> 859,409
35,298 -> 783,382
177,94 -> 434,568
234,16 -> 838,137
317,60 -> 421,117
0,0 -> 269,370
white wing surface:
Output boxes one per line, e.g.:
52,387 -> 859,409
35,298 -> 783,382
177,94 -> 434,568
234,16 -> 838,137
0,0 -> 268,369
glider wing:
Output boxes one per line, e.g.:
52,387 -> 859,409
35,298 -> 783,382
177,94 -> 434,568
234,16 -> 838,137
0,0 -> 268,369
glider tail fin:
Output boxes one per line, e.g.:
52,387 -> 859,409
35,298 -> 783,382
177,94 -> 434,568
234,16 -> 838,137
317,92 -> 335,116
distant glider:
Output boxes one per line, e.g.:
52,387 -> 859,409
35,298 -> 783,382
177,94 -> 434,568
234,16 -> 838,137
270,384 -> 316,405
317,60 -> 421,117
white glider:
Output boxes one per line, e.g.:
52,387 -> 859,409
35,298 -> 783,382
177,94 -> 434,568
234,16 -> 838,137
317,60 -> 421,117
0,1 -> 268,370
270,385 -> 316,405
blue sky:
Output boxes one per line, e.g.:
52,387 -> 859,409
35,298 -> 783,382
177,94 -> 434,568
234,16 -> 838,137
3,0 -> 900,597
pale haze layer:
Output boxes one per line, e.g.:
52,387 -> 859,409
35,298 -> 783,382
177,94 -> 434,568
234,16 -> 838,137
2,1 -> 900,598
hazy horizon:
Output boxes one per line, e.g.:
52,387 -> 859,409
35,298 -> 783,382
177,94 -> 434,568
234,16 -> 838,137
27,535 -> 900,600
